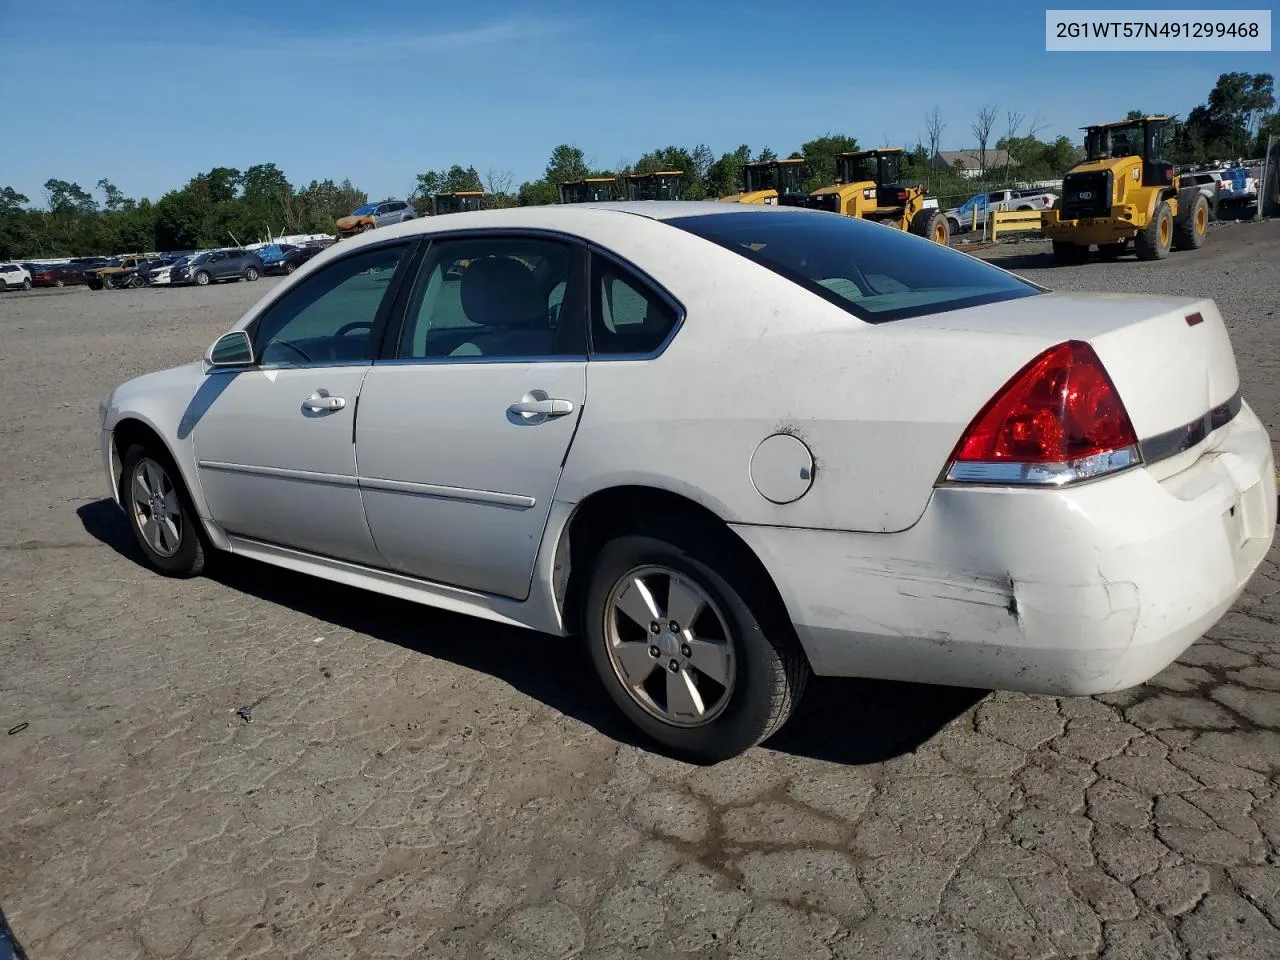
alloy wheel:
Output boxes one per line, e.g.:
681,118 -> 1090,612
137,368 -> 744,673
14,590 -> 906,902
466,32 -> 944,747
130,457 -> 182,558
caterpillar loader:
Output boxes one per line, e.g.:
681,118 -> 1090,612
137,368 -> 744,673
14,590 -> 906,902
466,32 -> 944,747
1041,115 -> 1208,264
431,190 -> 485,215
626,171 -> 684,201
780,148 -> 949,244
558,177 -> 621,203
719,158 -> 807,204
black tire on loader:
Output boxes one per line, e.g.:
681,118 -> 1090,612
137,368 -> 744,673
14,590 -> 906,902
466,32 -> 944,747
1135,201 -> 1173,261
909,208 -> 950,245
1173,190 -> 1209,251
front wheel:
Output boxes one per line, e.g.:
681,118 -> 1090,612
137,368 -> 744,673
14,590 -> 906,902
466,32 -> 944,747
1135,201 -> 1173,261
283,261 -> 297,275
54,278 -> 65,288
120,443 -> 206,577
583,519 -> 808,762
22,278 -> 32,290
194,270 -> 211,286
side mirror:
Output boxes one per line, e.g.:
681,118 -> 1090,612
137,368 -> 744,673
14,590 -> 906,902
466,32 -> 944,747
205,331 -> 254,371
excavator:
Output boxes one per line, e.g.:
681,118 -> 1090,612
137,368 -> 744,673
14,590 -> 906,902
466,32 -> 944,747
431,191 -> 485,215
780,148 -> 949,244
558,178 -> 621,203
719,158 -> 807,204
626,171 -> 684,200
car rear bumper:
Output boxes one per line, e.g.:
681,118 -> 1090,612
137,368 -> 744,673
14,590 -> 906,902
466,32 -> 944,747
732,401 -> 1276,695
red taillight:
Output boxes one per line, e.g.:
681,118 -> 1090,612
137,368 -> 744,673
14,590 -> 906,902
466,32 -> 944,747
946,341 -> 1140,485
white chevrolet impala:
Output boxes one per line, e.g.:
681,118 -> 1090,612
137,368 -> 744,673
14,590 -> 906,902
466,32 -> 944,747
99,203 -> 1276,761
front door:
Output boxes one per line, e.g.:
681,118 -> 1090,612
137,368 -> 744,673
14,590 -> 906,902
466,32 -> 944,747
194,240 -> 416,565
356,234 -> 587,599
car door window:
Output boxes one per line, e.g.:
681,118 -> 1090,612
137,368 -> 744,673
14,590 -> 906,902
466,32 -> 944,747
396,236 -> 585,360
589,255 -> 680,356
251,242 -> 412,367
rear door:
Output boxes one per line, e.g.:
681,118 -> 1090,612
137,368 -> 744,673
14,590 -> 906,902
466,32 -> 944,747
355,233 -> 588,599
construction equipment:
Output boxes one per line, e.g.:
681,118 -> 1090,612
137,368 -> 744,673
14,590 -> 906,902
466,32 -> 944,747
719,158 -> 807,204
558,178 -> 621,203
626,171 -> 684,201
432,191 -> 485,215
780,148 -> 949,244
1041,115 -> 1208,264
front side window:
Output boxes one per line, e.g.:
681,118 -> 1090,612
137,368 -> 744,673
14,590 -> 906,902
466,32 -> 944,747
396,236 -> 584,360
590,255 -> 679,356
250,242 -> 411,366
667,209 -> 1040,324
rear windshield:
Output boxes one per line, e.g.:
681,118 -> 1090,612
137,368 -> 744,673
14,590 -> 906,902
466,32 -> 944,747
666,209 -> 1041,323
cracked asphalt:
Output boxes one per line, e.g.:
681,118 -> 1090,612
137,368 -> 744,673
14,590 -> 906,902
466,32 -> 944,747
0,220 -> 1277,960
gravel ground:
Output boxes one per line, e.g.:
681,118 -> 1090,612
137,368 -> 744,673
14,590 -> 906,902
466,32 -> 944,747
0,221 -> 1277,960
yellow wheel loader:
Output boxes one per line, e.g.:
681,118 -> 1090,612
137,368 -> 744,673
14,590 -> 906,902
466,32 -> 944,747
719,158 -> 807,204
1041,115 -> 1208,264
780,148 -> 949,244
431,190 -> 485,215
558,178 -> 621,203
626,171 -> 684,201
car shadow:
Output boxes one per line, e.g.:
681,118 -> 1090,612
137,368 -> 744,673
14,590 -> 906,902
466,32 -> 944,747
77,498 -> 984,766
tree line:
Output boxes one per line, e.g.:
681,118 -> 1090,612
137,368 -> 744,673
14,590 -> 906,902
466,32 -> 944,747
1,71 -> 1272,260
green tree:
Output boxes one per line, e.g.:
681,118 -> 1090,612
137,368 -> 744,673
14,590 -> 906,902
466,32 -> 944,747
705,145 -> 752,198
544,145 -> 591,185
799,133 -> 859,191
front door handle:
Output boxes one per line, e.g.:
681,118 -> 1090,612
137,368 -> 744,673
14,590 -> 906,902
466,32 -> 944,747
303,390 -> 346,412
508,398 -> 574,418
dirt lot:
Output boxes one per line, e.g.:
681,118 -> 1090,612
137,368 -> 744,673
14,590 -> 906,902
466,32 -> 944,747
0,221 -> 1277,960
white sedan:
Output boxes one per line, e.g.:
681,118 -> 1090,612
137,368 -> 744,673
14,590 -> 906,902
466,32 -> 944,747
98,202 -> 1276,761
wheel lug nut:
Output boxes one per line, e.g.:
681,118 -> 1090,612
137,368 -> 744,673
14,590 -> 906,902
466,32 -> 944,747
649,622 -> 660,634
681,644 -> 692,658
649,645 -> 660,658
668,659 -> 680,673
669,621 -> 680,633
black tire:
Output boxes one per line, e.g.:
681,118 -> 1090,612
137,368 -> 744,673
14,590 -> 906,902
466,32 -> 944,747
909,208 -> 950,245
243,266 -> 259,282
1016,205 -> 1032,211
1052,241 -> 1086,265
119,442 -> 207,578
283,261 -> 296,275
1096,242 -> 1127,260
54,278 -> 65,288
21,278 -> 31,290
1135,200 -> 1173,261
103,276 -> 116,290
194,270 -> 211,286
582,517 -> 809,762
1173,191 -> 1209,251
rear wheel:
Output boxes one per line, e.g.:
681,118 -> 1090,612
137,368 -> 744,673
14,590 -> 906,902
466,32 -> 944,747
120,443 -> 207,578
909,208 -> 950,245
1052,241 -> 1086,265
1135,201 -> 1173,261
1173,192 -> 1209,251
582,517 -> 809,762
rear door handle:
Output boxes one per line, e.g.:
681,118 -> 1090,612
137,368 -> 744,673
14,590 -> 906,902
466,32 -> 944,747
508,398 -> 574,418
303,390 -> 346,412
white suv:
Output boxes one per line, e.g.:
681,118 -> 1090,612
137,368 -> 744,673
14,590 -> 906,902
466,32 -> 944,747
0,263 -> 32,291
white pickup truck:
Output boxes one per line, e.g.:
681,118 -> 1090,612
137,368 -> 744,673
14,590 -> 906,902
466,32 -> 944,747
945,188 -> 1059,234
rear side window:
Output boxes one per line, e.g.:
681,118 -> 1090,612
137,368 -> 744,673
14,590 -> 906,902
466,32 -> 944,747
590,255 -> 679,356
666,209 -> 1040,323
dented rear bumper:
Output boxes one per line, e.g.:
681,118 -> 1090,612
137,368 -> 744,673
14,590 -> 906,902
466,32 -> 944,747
732,401 -> 1275,695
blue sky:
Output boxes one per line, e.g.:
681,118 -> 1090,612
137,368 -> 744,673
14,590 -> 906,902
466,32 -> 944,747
1,0 -> 1273,205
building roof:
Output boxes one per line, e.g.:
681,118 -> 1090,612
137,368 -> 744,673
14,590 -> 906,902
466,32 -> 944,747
934,148 -> 1013,169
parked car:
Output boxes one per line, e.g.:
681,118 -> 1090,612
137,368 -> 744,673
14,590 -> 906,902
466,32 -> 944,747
945,188 -> 1058,234
68,256 -> 110,269
169,249 -> 264,286
1179,171 -> 1224,217
259,242 -> 327,276
26,263 -> 87,288
0,263 -> 32,291
86,255 -> 156,290
97,202 -> 1275,761
148,256 -> 189,286
335,199 -> 416,238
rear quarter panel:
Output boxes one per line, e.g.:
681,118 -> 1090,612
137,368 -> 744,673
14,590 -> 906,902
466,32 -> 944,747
552,214 -> 1059,534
